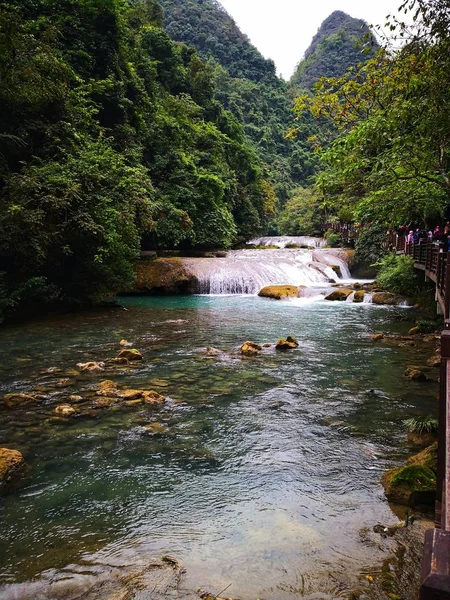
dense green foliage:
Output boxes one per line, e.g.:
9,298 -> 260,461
0,0 -> 275,319
354,225 -> 388,267
376,255 -> 418,296
290,11 -> 379,91
274,188 -> 323,236
158,0 -> 320,199
295,1 -> 450,226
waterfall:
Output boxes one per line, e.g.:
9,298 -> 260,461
181,247 -> 352,295
248,236 -> 326,249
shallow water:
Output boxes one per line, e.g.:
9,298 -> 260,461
0,296 -> 438,599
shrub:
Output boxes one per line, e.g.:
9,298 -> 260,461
376,254 -> 419,296
324,230 -> 341,248
354,225 -> 387,267
403,416 -> 438,434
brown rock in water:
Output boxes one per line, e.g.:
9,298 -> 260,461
142,391 -> 166,405
258,285 -> 299,300
96,380 -> 119,396
324,288 -> 353,301
77,361 -> 105,372
0,448 -> 26,492
240,341 -> 262,356
276,337 -> 299,350
117,349 -> 143,362
404,367 -> 429,381
408,326 -> 420,335
3,393 -> 36,408
427,355 -> 441,367
144,422 -> 169,435
119,389 -> 143,401
372,333 -> 385,341
353,290 -> 365,303
93,397 -> 119,408
372,292 -> 403,306
54,404 -> 77,417
119,339 -> 131,347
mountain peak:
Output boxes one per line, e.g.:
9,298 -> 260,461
290,11 -> 378,90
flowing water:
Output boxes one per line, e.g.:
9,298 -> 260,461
181,248 -> 351,294
0,290 -> 439,600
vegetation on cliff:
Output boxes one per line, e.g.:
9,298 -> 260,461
290,10 -> 379,92
0,0 -> 275,320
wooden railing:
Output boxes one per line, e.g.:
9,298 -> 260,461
385,235 -> 450,599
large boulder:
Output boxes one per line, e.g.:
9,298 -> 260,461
258,285 -> 299,300
130,258 -> 198,294
241,341 -> 262,356
372,292 -> 403,306
382,465 -> 436,507
381,443 -> 437,507
0,448 -> 26,493
324,288 -> 353,301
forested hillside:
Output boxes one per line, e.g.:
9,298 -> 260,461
158,0 -> 319,200
0,0 -> 276,320
290,11 -> 379,91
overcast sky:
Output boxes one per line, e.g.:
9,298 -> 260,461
219,0 -> 402,79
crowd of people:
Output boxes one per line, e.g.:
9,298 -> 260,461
394,224 -> 450,250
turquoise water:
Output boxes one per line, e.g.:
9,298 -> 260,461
0,296 -> 439,599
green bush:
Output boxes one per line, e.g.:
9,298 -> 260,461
354,225 -> 387,267
376,254 -> 418,296
324,230 -> 341,248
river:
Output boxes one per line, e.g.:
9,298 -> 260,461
0,247 -> 439,600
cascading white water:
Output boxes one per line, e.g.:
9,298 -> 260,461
181,247 -> 351,294
248,235 -> 326,249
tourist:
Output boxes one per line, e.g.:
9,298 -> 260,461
407,230 -> 414,244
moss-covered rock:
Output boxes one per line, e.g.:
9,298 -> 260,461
258,285 -> 299,300
130,258 -> 198,294
117,349 -> 143,361
353,290 -> 365,303
381,465 -> 436,507
324,288 -> 353,301
0,448 -> 26,493
407,442 -> 438,470
241,341 -> 262,356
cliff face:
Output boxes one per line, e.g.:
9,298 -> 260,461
290,10 -> 379,91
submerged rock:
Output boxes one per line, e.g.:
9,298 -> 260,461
117,348 -> 143,362
240,341 -> 262,356
324,288 -> 353,301
371,333 -> 385,341
3,393 -> 36,408
0,448 -> 26,492
258,285 -> 299,300
427,355 -> 441,367
144,422 -> 169,435
142,391 -> 166,405
77,361 -> 105,372
404,366 -> 429,381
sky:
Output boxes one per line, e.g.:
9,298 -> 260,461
219,0 -> 401,79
